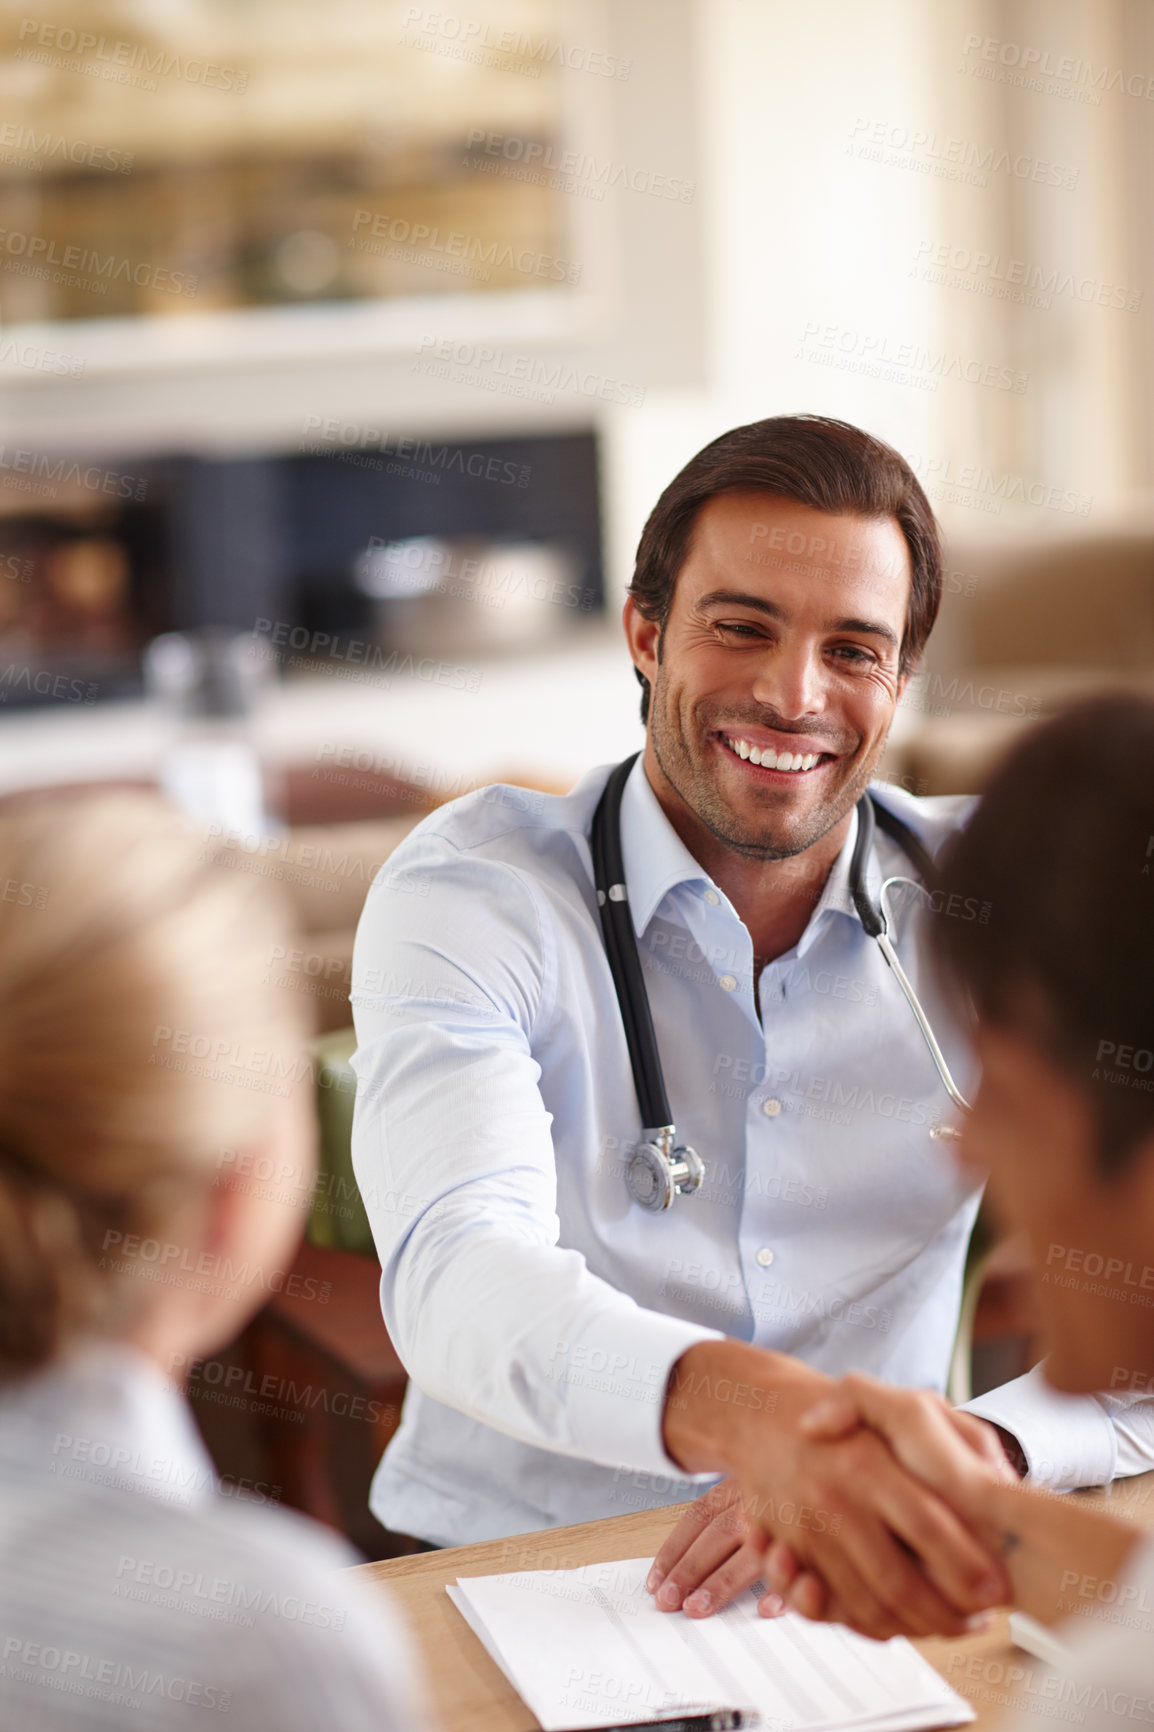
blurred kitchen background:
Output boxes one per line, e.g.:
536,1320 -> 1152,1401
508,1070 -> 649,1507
2,0 -> 1152,1551
3,0 -> 1154,801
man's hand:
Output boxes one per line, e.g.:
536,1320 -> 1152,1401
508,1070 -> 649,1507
799,1373 -> 1020,1525
761,1373 -> 1020,1624
647,1477 -> 788,1622
772,1374 -> 1143,1634
650,1341 -> 1012,1641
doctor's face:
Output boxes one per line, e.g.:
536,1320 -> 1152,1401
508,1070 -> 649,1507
626,492 -> 912,860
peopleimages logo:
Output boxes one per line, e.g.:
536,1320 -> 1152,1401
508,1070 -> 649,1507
463,130 -> 695,203
15,17 -> 247,92
0,228 -> 197,297
848,117 -> 1078,189
410,336 -> 646,407
0,1638 -> 231,1714
0,123 -> 133,172
907,452 -> 1092,518
961,33 -> 1154,103
795,320 -> 1028,394
911,240 -> 1142,312
0,335 -> 84,378
0,447 -> 147,499
350,209 -> 580,285
399,6 -> 631,80
298,415 -> 530,487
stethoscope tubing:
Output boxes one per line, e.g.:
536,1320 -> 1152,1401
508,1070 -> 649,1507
592,753 -> 676,1138
590,754 -> 973,1188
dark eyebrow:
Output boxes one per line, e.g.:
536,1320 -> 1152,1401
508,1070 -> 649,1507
696,590 -> 900,649
833,615 -> 900,649
697,589 -> 788,619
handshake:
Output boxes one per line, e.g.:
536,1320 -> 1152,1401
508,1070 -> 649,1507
648,1339 -> 1046,1641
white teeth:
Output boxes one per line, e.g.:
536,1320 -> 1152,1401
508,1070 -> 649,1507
724,736 -> 822,771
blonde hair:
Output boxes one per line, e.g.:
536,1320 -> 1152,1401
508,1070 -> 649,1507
0,791 -> 310,1376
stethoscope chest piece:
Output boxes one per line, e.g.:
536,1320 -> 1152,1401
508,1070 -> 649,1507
626,1129 -> 705,1212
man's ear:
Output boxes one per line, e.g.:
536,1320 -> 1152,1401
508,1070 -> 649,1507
623,595 -> 661,688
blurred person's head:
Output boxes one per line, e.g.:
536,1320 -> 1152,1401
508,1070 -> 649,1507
623,415 -> 940,864
932,694 -> 1154,1396
0,792 -> 314,1381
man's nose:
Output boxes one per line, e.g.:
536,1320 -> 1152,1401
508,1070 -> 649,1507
749,643 -> 827,720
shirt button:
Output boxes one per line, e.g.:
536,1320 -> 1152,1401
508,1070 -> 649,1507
704,888 -> 720,906
755,1247 -> 775,1268
761,1097 -> 782,1116
718,974 -> 737,992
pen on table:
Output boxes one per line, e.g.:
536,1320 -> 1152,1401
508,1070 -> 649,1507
544,1712 -> 759,1732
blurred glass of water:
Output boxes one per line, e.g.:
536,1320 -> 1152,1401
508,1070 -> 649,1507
144,629 -> 278,840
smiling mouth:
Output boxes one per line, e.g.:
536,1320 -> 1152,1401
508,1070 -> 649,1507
718,732 -> 836,774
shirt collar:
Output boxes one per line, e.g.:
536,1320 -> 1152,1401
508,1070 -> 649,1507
794,801 -> 861,957
615,754 -> 879,949
617,754 -> 713,938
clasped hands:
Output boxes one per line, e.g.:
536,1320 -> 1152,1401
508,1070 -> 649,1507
651,1345 -> 1021,1643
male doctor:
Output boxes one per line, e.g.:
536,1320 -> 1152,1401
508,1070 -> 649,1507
350,415 -> 1154,1641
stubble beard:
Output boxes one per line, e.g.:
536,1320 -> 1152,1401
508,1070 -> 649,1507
647,673 -> 876,863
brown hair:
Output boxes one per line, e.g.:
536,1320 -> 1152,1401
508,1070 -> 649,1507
0,791 -> 309,1377
627,414 -> 943,723
932,694 -> 1154,1174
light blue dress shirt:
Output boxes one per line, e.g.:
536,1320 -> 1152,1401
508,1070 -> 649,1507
350,755 -> 1154,1546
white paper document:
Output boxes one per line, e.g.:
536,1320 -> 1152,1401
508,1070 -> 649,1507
447,1556 -> 976,1731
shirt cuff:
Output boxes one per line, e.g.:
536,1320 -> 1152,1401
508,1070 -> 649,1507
556,1307 -> 726,1481
963,1364 -> 1118,1490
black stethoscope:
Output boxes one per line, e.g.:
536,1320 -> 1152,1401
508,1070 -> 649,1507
591,752 -> 973,1212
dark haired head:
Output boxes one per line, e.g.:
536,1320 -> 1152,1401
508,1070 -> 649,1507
932,693 -> 1154,1174
627,414 -> 942,724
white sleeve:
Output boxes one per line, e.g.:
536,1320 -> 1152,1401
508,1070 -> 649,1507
349,832 -> 721,1479
964,1363 -> 1154,1488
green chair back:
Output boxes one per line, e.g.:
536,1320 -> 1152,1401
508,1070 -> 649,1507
310,1026 -> 375,1256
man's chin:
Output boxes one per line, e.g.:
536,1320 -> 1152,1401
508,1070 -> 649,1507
703,776 -> 859,859
698,800 -> 832,862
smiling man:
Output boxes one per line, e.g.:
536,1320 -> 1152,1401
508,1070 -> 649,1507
627,490 -> 913,1008
349,415 -> 1154,1641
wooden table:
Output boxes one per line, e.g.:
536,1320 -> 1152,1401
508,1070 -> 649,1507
356,1472 -> 1154,1732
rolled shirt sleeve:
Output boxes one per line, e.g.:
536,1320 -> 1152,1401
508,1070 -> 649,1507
350,833 -> 722,1482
